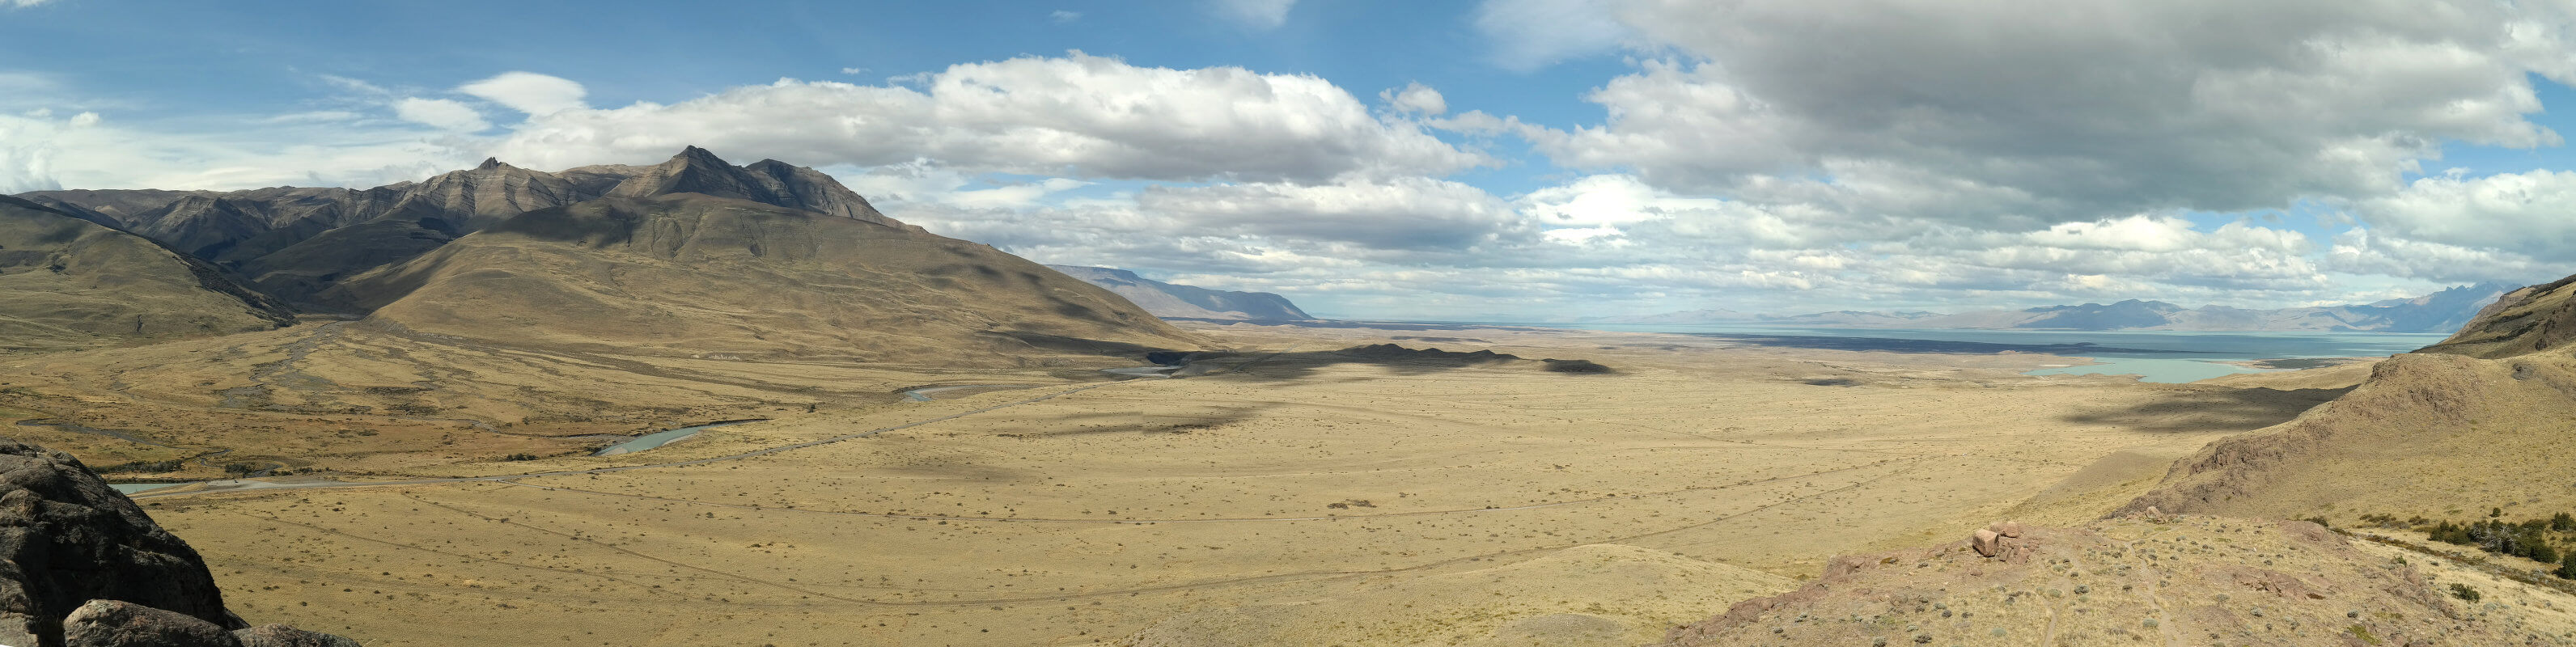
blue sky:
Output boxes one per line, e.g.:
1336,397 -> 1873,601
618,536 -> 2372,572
11,0 -> 2576,319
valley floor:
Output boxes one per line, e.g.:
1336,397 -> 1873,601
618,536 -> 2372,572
13,322 -> 2358,645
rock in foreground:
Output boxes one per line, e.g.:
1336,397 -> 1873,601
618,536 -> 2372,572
0,440 -> 357,647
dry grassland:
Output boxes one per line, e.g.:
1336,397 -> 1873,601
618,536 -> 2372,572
13,322 -> 2351,645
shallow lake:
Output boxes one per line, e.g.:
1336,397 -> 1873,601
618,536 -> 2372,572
110,483 -> 181,494
1489,322 -> 2453,383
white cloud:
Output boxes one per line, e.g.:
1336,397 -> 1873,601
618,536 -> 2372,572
1050,10 -> 1081,23
1380,82 -> 1447,116
1138,178 -> 1519,250
391,97 -> 489,132
489,53 -> 1485,183
6,0 -> 52,8
2354,169 -> 2576,261
456,71 -> 588,116
1213,0 -> 1294,28
1519,0 -> 2576,222
1472,0 -> 1633,71
840,67 -> 870,75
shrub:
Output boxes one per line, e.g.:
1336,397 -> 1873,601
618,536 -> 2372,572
502,453 -> 540,461
2449,583 -> 2481,603
2559,552 -> 2576,581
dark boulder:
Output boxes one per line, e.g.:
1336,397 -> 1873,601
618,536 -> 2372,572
60,600 -> 239,647
0,440 -> 242,645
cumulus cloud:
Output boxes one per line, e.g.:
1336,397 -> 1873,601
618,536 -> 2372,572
1137,178 -> 1519,250
390,97 -> 489,132
457,71 -> 588,116
1380,82 -> 1446,116
2354,169 -> 2576,261
1472,0 -> 1634,71
1213,0 -> 1294,28
1518,0 -> 2575,222
488,53 -> 1485,183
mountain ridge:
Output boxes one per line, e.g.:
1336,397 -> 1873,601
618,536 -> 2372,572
1044,265 -> 1314,320
16,149 -> 904,307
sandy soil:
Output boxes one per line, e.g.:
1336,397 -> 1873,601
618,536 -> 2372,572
23,322 -> 2358,645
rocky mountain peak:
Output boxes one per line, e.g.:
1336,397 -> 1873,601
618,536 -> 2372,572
476,157 -> 507,171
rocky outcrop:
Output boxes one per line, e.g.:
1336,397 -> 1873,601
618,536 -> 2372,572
61,600 -> 237,647
0,440 -> 356,647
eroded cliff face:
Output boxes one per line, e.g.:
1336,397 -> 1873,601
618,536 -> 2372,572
0,440 -> 357,647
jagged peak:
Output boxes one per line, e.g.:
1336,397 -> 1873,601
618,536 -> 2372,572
476,157 -> 509,171
671,146 -> 731,166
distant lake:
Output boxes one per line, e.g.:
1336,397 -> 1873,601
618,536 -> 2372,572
1455,322 -> 2453,383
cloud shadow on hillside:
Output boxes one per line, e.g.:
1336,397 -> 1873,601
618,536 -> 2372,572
2060,386 -> 2351,432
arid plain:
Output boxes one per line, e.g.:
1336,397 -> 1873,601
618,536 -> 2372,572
0,316 -> 2358,646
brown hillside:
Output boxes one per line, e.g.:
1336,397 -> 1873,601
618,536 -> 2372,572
0,196 -> 292,351
1661,515 -> 2572,647
2121,275 -> 2576,526
324,193 -> 1200,364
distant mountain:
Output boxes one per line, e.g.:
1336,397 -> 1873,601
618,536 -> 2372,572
0,196 -> 292,350
16,148 -> 896,307
1046,265 -> 1313,320
1608,282 -> 2521,332
329,192 -> 1201,364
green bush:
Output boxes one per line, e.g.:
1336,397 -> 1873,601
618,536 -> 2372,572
2449,583 -> 2481,603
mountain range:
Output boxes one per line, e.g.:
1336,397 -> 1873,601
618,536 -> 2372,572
1045,265 -> 1313,320
1599,281 -> 2520,332
4,147 -> 1198,361
20,146 -> 895,309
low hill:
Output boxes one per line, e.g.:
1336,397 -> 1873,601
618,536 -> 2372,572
1046,265 -> 1312,320
1660,515 -> 2573,646
2121,273 -> 2576,526
328,193 -> 1201,365
0,196 -> 292,351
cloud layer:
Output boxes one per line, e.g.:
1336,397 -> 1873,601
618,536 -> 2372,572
15,2 -> 2576,319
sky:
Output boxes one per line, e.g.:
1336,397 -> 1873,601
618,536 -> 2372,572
11,0 -> 2576,320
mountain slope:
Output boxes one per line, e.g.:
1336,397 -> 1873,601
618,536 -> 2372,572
328,194 -> 1198,364
0,196 -> 293,351
2121,275 -> 2576,522
1046,265 -> 1312,320
18,148 -> 905,307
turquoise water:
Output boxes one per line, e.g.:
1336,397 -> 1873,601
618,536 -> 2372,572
1496,322 -> 2452,383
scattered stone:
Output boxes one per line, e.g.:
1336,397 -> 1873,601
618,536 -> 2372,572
1972,529 -> 2002,557
1989,521 -> 2025,538
234,624 -> 363,647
